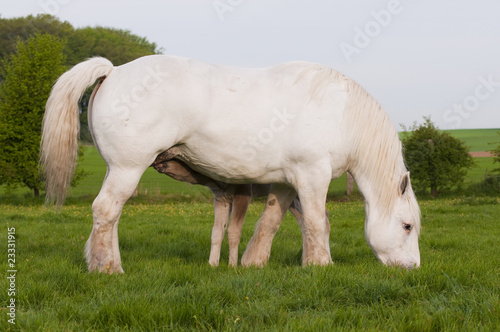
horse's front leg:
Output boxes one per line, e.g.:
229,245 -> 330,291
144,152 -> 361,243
85,166 -> 144,274
289,198 -> 331,258
295,167 -> 332,266
241,184 -> 296,267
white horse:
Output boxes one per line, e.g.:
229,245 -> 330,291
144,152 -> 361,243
41,55 -> 421,273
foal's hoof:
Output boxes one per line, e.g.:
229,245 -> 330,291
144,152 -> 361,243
208,259 -> 220,267
302,256 -> 332,267
241,253 -> 268,268
88,263 -> 124,274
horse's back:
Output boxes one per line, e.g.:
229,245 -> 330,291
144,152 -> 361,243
90,55 -> 350,182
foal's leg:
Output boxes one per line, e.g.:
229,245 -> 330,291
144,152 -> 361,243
288,198 -> 305,231
226,185 -> 252,267
85,165 -> 145,273
209,190 -> 231,267
241,184 -> 296,267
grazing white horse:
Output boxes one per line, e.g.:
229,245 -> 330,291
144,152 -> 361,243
41,55 -> 421,273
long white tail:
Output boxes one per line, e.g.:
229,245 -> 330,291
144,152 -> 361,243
41,57 -> 114,205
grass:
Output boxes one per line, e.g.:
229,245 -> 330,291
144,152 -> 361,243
463,157 -> 497,188
443,128 -> 499,152
1,198 -> 499,330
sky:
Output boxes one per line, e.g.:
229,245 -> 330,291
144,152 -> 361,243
1,0 -> 499,130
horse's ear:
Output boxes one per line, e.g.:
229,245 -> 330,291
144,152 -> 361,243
399,172 -> 410,196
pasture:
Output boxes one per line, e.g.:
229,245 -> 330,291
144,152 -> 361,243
1,128 -> 499,330
442,128 -> 499,152
1,198 -> 500,330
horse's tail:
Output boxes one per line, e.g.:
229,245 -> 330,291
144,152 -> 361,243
41,57 -> 114,205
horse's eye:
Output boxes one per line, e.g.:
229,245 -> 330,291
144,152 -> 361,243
403,223 -> 413,232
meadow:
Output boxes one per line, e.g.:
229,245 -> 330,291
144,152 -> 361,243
442,128 -> 499,152
1,129 -> 499,331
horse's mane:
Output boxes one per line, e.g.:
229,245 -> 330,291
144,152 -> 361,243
333,72 -> 418,222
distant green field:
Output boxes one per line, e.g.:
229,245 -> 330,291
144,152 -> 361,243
444,128 -> 499,152
399,128 -> 500,152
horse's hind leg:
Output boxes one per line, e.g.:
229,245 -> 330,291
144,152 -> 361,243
85,165 -> 145,273
241,184 -> 296,267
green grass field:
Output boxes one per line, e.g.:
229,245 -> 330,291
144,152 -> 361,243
1,197 -> 499,330
443,128 -> 499,152
1,128 -> 499,330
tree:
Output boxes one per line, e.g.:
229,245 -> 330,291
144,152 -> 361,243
491,131 -> 500,173
401,117 -> 475,197
69,26 -> 162,66
0,34 -> 67,196
0,14 -> 74,81
1,15 -> 163,143
0,15 -> 74,65
0,14 -> 163,73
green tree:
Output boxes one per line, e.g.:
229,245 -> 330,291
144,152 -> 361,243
0,34 -> 67,196
1,15 -> 163,143
489,132 -> 500,175
0,14 -> 162,71
0,15 -> 73,59
69,26 -> 162,66
0,14 -> 74,80
401,117 -> 475,197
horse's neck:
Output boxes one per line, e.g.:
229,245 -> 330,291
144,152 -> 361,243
348,146 -> 405,220
350,167 -> 379,211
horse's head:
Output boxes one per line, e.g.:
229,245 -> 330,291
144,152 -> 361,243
365,172 -> 421,269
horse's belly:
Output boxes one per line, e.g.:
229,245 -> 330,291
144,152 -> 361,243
173,143 -> 289,184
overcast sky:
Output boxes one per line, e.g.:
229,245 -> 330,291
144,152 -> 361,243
1,0 -> 499,130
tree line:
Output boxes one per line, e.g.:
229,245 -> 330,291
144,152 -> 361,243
0,14 -> 162,76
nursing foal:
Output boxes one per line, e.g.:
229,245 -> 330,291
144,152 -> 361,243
151,151 -> 329,267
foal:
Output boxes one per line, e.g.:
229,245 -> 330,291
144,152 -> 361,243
151,151 -> 322,266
